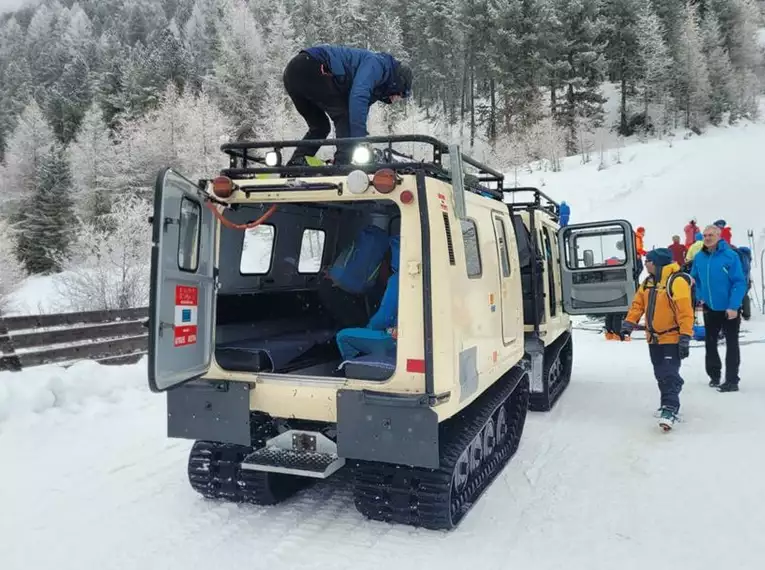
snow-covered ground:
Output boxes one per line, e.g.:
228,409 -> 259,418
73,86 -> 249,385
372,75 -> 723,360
3,105 -> 765,570
1,321 -> 764,570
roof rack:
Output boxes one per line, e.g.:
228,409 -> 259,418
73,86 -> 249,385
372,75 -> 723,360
504,186 -> 560,222
218,134 -> 505,199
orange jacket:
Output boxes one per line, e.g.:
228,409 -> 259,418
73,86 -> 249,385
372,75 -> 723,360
635,228 -> 646,257
624,262 -> 694,344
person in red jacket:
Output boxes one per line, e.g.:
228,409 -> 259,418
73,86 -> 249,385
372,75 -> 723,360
684,219 -> 699,247
668,235 -> 687,265
714,219 -> 732,244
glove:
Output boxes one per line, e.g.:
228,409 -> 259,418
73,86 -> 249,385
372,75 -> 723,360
678,335 -> 690,359
619,321 -> 635,341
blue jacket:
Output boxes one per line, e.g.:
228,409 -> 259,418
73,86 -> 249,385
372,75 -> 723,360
304,44 -> 407,138
367,235 -> 400,330
690,240 -> 747,311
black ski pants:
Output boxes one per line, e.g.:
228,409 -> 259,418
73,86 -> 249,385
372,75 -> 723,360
282,52 -> 351,164
703,308 -> 741,384
649,343 -> 684,412
605,313 -> 623,333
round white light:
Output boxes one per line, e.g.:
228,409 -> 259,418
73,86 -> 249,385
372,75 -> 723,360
352,146 -> 372,164
347,170 -> 370,194
265,151 -> 279,166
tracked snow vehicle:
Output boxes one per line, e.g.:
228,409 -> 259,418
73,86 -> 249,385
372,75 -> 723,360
147,135 -> 638,530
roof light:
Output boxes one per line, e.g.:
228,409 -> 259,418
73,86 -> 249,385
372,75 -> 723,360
372,168 -> 397,193
265,151 -> 281,167
212,176 -> 235,198
352,145 -> 372,165
347,170 -> 370,194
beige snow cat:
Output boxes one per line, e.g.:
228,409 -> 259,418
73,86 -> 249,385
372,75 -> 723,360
147,135 -> 639,530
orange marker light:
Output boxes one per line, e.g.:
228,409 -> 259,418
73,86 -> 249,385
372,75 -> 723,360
212,176 -> 235,198
372,168 -> 397,193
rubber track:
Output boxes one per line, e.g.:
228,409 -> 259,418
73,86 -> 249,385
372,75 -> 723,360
352,368 -> 530,530
187,414 -> 312,505
529,332 -> 573,412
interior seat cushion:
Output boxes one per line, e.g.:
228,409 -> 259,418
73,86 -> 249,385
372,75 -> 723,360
340,353 -> 396,381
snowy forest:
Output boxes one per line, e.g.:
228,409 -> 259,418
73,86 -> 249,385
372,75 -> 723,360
0,0 -> 763,312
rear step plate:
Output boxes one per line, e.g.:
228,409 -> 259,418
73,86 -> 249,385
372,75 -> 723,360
241,447 -> 345,479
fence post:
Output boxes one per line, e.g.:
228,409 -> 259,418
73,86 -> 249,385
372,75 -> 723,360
0,317 -> 22,371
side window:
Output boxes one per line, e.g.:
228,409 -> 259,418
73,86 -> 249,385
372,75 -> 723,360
494,217 -> 511,277
178,197 -> 201,272
543,226 -> 557,316
240,224 -> 275,274
298,228 -> 326,273
461,219 -> 482,278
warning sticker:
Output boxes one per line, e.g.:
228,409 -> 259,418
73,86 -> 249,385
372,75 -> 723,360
174,285 -> 198,347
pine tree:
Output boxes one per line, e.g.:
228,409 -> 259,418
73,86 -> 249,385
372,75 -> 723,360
0,101 -> 56,213
0,17 -> 33,160
551,0 -> 608,155
68,103 -> 118,222
700,11 -> 735,125
17,144 -> 76,274
0,218 -> 26,313
635,1 -> 673,127
603,0 -> 642,135
675,1 -> 711,131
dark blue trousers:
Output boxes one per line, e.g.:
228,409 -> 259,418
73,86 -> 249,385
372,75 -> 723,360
649,343 -> 684,412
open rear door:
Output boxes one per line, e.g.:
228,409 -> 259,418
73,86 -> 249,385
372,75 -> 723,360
148,167 -> 216,392
557,220 -> 638,315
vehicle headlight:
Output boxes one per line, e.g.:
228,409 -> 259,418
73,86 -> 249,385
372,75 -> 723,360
265,151 -> 280,166
352,146 -> 372,164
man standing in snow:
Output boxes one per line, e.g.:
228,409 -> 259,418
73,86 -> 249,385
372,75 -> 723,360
668,235 -> 686,266
620,248 -> 694,430
690,225 -> 747,392
282,44 -> 412,166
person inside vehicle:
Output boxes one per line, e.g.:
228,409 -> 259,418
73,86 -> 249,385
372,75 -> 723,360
335,235 -> 400,363
282,44 -> 413,166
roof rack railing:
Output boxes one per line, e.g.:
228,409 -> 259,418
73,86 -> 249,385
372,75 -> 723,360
504,186 -> 560,221
218,134 -> 505,195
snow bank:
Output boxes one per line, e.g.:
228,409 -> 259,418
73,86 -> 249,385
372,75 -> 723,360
0,357 -> 147,425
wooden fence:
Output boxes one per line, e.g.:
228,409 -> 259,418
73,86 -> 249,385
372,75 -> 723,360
0,307 -> 149,372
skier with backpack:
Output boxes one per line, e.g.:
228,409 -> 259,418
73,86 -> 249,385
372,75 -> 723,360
619,248 -> 694,431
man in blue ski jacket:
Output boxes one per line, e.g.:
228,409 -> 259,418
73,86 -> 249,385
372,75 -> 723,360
690,224 -> 748,391
282,44 -> 412,165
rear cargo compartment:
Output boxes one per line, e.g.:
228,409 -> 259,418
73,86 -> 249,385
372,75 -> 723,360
213,198 -> 402,381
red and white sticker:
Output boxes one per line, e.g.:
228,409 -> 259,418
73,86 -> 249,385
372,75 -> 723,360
174,285 -> 198,346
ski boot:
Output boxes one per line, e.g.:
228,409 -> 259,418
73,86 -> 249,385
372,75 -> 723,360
657,406 -> 678,431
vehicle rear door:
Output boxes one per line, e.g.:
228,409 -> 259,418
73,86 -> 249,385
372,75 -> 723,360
557,220 -> 639,315
148,167 -> 217,392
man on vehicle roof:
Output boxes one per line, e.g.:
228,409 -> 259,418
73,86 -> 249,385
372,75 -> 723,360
282,44 -> 413,166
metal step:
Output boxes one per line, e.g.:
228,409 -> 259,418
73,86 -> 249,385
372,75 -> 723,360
240,430 -> 345,479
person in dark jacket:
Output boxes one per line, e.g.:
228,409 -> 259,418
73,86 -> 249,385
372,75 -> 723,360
689,225 -> 747,391
282,44 -> 412,165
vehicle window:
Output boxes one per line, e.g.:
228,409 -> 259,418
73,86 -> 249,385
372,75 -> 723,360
563,224 -> 627,269
240,224 -> 275,274
495,218 -> 511,277
298,229 -> 326,273
461,219 -> 482,277
178,197 -> 201,272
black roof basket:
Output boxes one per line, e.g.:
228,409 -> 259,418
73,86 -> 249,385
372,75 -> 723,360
504,186 -> 560,222
218,134 -> 505,200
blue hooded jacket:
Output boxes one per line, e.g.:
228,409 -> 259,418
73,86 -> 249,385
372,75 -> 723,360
367,235 -> 400,330
303,44 -> 411,138
689,239 -> 747,311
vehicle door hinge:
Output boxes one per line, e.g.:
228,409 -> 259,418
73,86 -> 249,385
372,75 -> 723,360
407,261 -> 421,276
